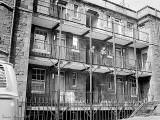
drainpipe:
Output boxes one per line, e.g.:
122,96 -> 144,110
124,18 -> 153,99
9,0 -> 16,63
112,18 -> 118,120
89,14 -> 93,120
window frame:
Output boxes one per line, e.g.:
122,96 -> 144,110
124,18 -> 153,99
32,27 -> 50,54
31,68 -> 46,94
114,18 -> 123,34
73,4 -> 78,18
141,52 -> 147,70
37,0 -> 50,15
107,75 -> 114,91
128,77 -> 137,97
71,35 -> 80,52
72,72 -> 77,87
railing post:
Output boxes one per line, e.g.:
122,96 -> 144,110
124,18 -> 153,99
134,26 -> 139,101
89,14 -> 93,120
112,18 -> 118,120
56,4 -> 63,120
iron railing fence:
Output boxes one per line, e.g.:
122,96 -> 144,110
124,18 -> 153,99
8,94 -> 145,120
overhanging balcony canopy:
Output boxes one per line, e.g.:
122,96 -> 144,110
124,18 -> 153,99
29,56 -> 89,70
57,22 -> 89,35
29,56 -> 58,66
60,60 -> 89,70
33,14 -> 60,29
88,65 -> 114,73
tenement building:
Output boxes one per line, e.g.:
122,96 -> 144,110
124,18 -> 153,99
1,0 -> 160,119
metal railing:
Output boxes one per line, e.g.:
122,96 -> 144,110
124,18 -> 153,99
13,91 -> 144,120
33,0 -> 149,43
30,42 -> 152,73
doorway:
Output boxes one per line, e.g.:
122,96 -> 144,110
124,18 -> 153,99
86,76 -> 94,103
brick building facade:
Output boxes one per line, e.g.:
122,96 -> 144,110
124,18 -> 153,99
1,0 -> 160,119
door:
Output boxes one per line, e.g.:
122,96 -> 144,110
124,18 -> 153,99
54,73 -> 65,103
86,77 -> 94,103
117,77 -> 124,102
116,48 -> 122,68
56,33 -> 66,60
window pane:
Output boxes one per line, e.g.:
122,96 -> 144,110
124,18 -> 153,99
41,75 -> 44,80
32,69 -> 36,74
41,70 -> 45,75
37,69 -> 40,74
73,36 -> 78,47
32,74 -> 36,80
37,75 -> 40,80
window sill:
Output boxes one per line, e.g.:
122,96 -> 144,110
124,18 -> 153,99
131,95 -> 137,97
32,49 -> 50,54
72,17 -> 81,21
72,85 -> 77,88
31,91 -> 45,94
71,49 -> 80,53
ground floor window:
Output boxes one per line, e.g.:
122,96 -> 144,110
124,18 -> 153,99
31,68 -> 46,94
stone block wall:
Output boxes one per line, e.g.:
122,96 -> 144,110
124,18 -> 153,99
148,19 -> 160,101
0,3 -> 14,61
10,0 -> 33,99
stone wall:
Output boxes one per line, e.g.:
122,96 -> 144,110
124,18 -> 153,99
0,3 -> 14,61
148,19 -> 160,101
10,0 -> 33,99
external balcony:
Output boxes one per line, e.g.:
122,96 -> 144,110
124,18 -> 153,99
29,41 -> 151,77
32,0 -> 149,50
30,43 -> 89,71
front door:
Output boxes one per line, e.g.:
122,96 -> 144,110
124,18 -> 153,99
54,73 -> 65,103
117,77 -> 124,102
86,77 -> 94,103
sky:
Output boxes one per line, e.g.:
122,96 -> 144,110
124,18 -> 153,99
109,0 -> 160,11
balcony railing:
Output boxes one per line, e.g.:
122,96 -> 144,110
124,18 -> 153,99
31,42 -> 151,73
51,45 -> 86,63
31,43 -> 86,63
33,0 -> 149,43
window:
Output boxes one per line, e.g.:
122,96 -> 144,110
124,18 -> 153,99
33,28 -> 49,53
72,72 -> 77,87
37,0 -> 50,14
128,76 -> 136,97
73,4 -> 78,18
86,10 -> 99,28
131,82 -> 136,97
72,36 -> 79,52
127,22 -> 133,29
142,53 -> 147,70
0,65 -> 6,88
116,48 -> 123,68
106,15 -> 112,29
31,68 -> 46,94
126,22 -> 133,37
107,75 -> 114,90
114,19 -> 122,34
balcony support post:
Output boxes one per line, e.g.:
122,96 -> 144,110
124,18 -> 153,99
89,14 -> 93,120
112,19 -> 118,120
134,27 -> 139,100
56,5 -> 62,120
